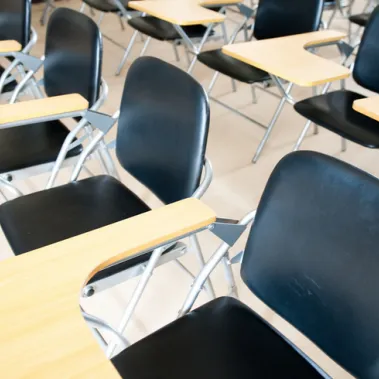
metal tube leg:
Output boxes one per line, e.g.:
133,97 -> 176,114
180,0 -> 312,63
106,247 -> 166,358
222,254 -> 239,298
190,235 -> 216,299
252,88 -> 292,163
187,54 -> 198,75
172,42 -> 181,62
207,71 -> 221,95
118,14 -> 125,31
115,30 -> 139,76
341,137 -> 347,152
231,79 -> 237,92
139,36 -> 152,57
40,0 -> 53,26
221,22 -> 228,43
97,12 -> 105,26
293,119 -> 313,151
79,2 -> 86,13
251,85 -> 257,104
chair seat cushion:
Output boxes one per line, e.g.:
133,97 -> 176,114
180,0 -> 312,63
111,297 -> 323,379
0,119 -> 82,174
197,49 -> 270,84
0,175 -> 150,255
128,16 -> 213,41
349,13 -> 371,27
294,90 -> 379,148
82,0 -> 133,12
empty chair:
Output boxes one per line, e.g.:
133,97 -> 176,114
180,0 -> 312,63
112,150 -> 379,379
0,8 -> 106,198
293,6 -> 379,151
0,57 -> 218,337
196,0 -> 323,130
115,4 -> 223,76
0,0 -> 37,95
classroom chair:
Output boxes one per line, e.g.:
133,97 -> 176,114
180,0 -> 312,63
195,0 -> 324,131
0,8 -> 108,199
115,3 -> 228,76
324,0 -> 353,28
0,56 -> 222,340
79,0 -> 142,56
0,0 -> 38,97
293,6 -> 379,152
111,150 -> 379,379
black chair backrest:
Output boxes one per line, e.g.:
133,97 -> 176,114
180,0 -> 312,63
353,6 -> 379,93
241,151 -> 379,379
44,8 -> 102,107
253,0 -> 323,40
0,0 -> 31,48
116,57 -> 210,205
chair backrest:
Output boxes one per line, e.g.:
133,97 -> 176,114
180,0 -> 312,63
353,6 -> 379,93
116,57 -> 210,205
0,0 -> 31,48
241,151 -> 379,379
44,8 -> 102,107
253,0 -> 323,40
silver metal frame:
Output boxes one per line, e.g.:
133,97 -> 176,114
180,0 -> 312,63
0,60 -> 111,198
79,0 -> 142,73
291,42 -> 356,153
115,4 -> 235,76
101,213 -> 248,357
178,210 -> 256,317
0,27 -> 38,97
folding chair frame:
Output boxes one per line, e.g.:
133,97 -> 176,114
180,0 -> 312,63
0,27 -> 38,99
0,58 -> 112,199
291,41 -> 356,154
115,5 -> 233,76
97,212 -> 249,357
79,0 -> 142,65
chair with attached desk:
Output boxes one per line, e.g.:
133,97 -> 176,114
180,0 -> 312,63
111,151 -> 379,379
195,0 -> 324,142
79,0 -> 143,64
293,6 -> 379,154
0,56 -> 224,348
115,0 -> 233,76
0,8 -> 111,199
348,0 -> 375,43
0,0 -> 38,97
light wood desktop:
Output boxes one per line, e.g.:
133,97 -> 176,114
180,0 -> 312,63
353,96 -> 379,122
0,94 -> 89,126
222,30 -> 351,87
128,0 -> 226,25
0,198 -> 216,378
0,40 -> 22,54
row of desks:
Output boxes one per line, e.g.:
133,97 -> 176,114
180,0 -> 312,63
0,2 -> 378,377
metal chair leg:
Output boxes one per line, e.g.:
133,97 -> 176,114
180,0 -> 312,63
40,0 -> 54,26
172,42 -> 181,62
115,30 -> 139,76
118,14 -> 125,30
252,83 -> 294,163
341,137 -> 347,152
222,254 -> 239,298
208,71 -> 221,94
190,235 -> 216,299
231,79 -> 237,92
293,119 -> 313,151
106,246 -> 166,358
139,36 -> 152,57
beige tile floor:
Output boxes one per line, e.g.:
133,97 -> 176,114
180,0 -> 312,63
1,0 -> 376,377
